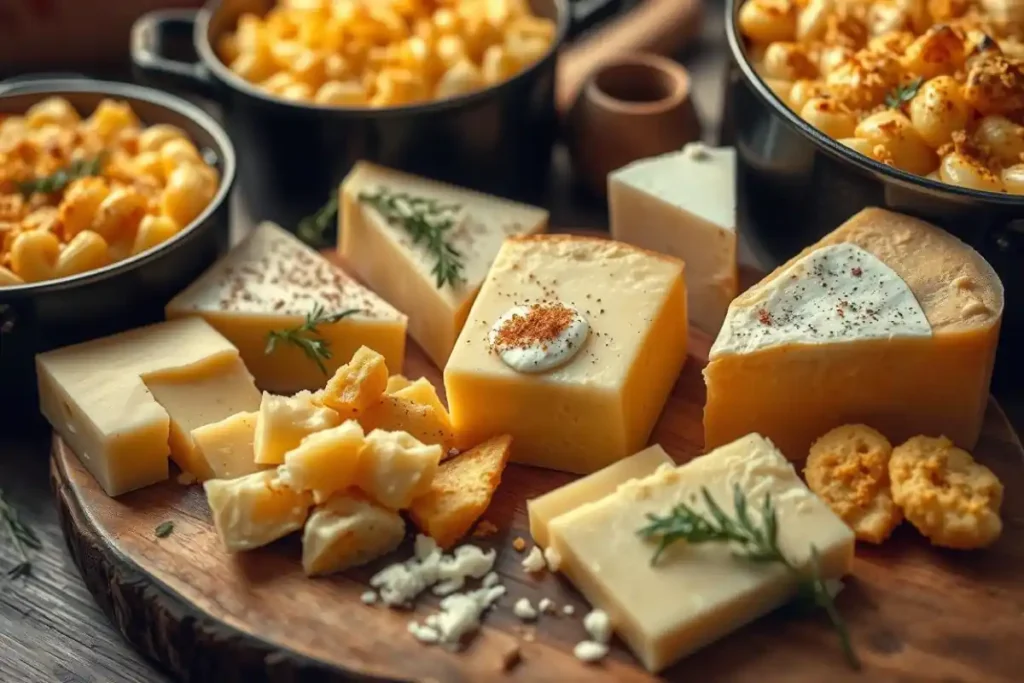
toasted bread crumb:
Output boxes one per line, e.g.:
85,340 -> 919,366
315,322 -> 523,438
472,520 -> 499,537
512,537 -> 526,551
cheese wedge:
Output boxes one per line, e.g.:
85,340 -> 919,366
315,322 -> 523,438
609,143 -> 738,335
444,235 -> 688,474
547,434 -> 855,673
339,161 -> 548,369
704,208 -> 1003,458
37,318 -> 261,496
166,221 -> 407,393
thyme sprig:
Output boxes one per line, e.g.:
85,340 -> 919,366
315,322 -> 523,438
1,489 -> 42,580
638,484 -> 859,670
885,77 -> 923,110
358,187 -> 465,289
265,304 -> 358,375
155,521 -> 175,539
18,154 -> 105,196
296,195 -> 338,249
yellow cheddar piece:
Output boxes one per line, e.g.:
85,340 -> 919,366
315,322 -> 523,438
704,208 -> 1004,458
280,420 -> 365,503
191,411 -> 264,481
37,318 -> 260,497
548,434 -> 855,673
357,429 -> 442,509
166,222 -> 407,393
302,494 -> 406,576
444,235 -> 688,474
204,470 -> 314,552
385,374 -> 413,393
320,345 -> 389,414
253,391 -> 341,465
339,161 -> 548,368
527,444 -> 673,548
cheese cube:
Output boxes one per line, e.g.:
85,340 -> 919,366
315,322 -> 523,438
444,235 -> 688,474
610,144 -> 738,335
302,494 -> 406,576
320,345 -> 389,414
339,161 -> 548,368
357,429 -> 442,509
253,391 -> 341,465
527,444 -> 673,547
204,470 -> 313,552
37,318 -> 261,497
547,434 -> 855,673
191,411 -> 263,480
166,222 -> 407,393
705,208 -> 1004,458
280,420 -> 365,503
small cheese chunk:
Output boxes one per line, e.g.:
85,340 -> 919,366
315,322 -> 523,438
339,161 -> 548,368
191,411 -> 263,480
280,420 -> 365,503
204,470 -> 313,552
528,444 -> 673,547
36,318 -> 260,496
320,346 -> 389,414
253,391 -> 341,465
357,429 -> 443,509
166,221 -> 407,393
385,374 -> 413,393
444,236 -> 688,474
301,494 -> 406,576
610,144 -> 738,335
362,394 -> 454,450
547,434 -> 855,673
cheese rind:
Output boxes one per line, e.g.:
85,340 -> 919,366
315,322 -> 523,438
527,445 -> 674,547
166,221 -> 407,393
302,494 -> 406,576
204,471 -> 313,552
547,434 -> 855,673
339,161 -> 548,368
191,411 -> 263,481
704,208 -> 1004,457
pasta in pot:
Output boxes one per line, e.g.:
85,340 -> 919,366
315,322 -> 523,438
739,0 -> 1024,194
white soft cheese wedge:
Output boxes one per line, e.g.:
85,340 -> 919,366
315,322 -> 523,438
609,143 -> 738,335
704,208 -> 1004,458
547,434 -> 855,673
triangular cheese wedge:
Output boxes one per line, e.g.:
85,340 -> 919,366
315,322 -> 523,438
704,208 -> 1003,459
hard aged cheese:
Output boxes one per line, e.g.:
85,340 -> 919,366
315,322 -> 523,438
527,444 -> 674,547
302,494 -> 406,576
339,161 -> 548,369
547,434 -> 855,673
166,222 -> 407,393
444,235 -> 688,474
204,470 -> 313,552
253,390 -> 341,465
704,208 -> 1004,458
609,143 -> 738,335
190,411 -> 263,481
37,318 -> 260,496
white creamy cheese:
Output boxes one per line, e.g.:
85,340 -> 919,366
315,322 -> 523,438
513,598 -> 538,621
573,640 -> 609,663
538,598 -> 554,614
583,609 -> 612,644
488,303 -> 589,373
521,545 -> 547,573
711,243 -> 932,358
360,591 -> 378,605
563,604 -> 576,616
543,546 -> 562,572
369,535 -> 495,606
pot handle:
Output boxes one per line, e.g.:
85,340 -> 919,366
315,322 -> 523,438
131,9 -> 215,98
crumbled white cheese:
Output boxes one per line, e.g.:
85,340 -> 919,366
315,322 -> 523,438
482,571 -> 500,588
407,584 -> 506,648
537,598 -> 554,614
583,609 -> 611,644
176,471 -> 197,485
408,621 -> 440,644
521,546 -> 546,573
573,640 -> 609,663
369,535 -> 495,606
513,597 -> 538,621
562,604 -> 575,616
360,591 -> 377,605
543,546 -> 561,572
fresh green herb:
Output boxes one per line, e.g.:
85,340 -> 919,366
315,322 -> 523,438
296,195 -> 339,248
264,303 -> 359,375
638,484 -> 859,670
885,77 -> 923,110
357,188 -> 465,289
18,154 -> 105,196
1,489 -> 42,580
155,521 -> 175,539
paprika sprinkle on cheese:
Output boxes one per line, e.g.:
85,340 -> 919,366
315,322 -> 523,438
488,302 -> 590,374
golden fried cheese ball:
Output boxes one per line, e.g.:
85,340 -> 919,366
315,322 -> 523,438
805,424 -> 902,544
889,435 -> 1003,550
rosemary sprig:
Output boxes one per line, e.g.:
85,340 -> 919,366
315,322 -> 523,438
358,187 -> 465,289
885,77 -> 923,110
18,154 -> 105,196
264,304 -> 358,374
638,484 -> 859,670
155,521 -> 175,538
1,489 -> 42,580
296,195 -> 338,248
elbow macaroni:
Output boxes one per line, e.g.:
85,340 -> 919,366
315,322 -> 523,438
739,0 -> 1024,194
0,97 -> 220,287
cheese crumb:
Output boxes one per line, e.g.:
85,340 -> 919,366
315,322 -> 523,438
512,537 -> 526,551
176,471 -> 197,486
408,621 -> 441,644
542,546 -> 561,572
360,591 -> 377,605
482,571 -> 500,588
370,535 -> 496,606
521,546 -> 546,573
583,609 -> 611,644
513,597 -> 538,621
537,598 -> 554,614
562,604 -> 575,616
573,640 -> 609,663
407,584 -> 507,648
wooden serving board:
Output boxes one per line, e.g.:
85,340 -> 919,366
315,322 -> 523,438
50,327 -> 1024,682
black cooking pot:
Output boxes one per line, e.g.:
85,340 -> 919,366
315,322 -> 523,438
130,0 -> 607,230
722,0 -> 1024,387
0,78 -> 235,429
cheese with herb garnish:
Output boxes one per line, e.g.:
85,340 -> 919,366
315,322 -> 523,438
166,221 -> 407,393
704,208 -> 1003,458
339,161 -> 548,369
546,433 -> 855,673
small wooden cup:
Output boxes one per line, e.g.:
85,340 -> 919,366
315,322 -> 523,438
566,52 -> 703,199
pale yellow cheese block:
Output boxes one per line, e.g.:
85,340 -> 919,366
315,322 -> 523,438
36,318 -> 260,497
339,161 -> 548,369
204,470 -> 313,552
548,434 -> 855,673
444,235 -> 688,474
302,494 -> 405,576
191,412 -> 264,481
704,208 -> 1004,458
166,221 -> 407,393
527,444 -> 673,547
